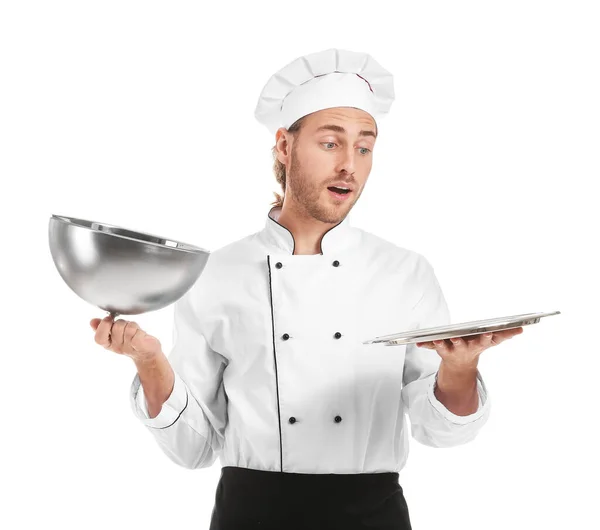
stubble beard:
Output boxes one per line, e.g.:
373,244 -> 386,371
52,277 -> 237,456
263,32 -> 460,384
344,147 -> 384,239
287,148 -> 355,225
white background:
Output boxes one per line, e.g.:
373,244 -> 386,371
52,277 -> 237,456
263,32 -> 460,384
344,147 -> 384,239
1,1 -> 598,528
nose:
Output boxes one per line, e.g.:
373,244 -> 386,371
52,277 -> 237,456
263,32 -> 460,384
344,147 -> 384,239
335,144 -> 357,175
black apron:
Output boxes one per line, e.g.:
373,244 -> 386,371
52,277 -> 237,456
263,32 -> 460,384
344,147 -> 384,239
209,466 -> 412,530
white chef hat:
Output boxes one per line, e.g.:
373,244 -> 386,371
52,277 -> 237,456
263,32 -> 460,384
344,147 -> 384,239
254,48 -> 395,136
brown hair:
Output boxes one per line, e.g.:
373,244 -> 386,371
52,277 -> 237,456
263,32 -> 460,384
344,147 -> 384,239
270,116 -> 305,208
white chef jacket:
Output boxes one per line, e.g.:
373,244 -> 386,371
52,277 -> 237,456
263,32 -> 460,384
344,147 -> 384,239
129,206 -> 490,474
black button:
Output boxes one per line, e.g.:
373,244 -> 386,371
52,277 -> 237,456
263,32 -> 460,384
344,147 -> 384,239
275,262 -> 283,269
334,332 -> 342,339
334,415 -> 342,423
332,260 -> 340,267
282,333 -> 290,340
289,417 -> 296,424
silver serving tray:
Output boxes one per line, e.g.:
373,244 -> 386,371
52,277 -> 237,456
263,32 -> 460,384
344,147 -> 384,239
362,311 -> 561,346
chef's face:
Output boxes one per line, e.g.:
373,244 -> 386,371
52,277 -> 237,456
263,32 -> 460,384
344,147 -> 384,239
278,107 -> 377,224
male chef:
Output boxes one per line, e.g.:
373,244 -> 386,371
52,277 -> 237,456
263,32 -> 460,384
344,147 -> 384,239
93,47 -> 523,530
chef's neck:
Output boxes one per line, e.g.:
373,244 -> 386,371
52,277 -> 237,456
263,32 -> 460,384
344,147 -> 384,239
277,203 -> 342,256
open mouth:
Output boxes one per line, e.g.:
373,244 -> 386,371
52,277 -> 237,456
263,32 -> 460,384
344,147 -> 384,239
327,186 -> 353,201
327,186 -> 351,195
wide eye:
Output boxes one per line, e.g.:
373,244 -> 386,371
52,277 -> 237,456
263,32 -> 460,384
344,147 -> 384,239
359,147 -> 371,155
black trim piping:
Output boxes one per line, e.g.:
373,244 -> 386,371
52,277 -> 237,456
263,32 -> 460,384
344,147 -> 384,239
267,206 -> 343,255
267,255 -> 284,472
155,390 -> 189,430
268,213 -> 296,255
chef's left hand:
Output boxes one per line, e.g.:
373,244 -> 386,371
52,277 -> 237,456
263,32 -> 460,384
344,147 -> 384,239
416,327 -> 524,368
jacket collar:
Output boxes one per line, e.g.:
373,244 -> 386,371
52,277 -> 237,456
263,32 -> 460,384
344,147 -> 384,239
260,206 -> 354,255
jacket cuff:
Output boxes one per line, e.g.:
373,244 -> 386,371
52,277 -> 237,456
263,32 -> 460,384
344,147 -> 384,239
129,371 -> 189,429
427,370 -> 489,425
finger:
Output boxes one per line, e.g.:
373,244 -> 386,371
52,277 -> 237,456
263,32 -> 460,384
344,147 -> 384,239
95,315 -> 115,347
111,319 -> 128,351
433,339 -> 450,353
449,337 -> 464,347
493,327 -> 523,344
90,318 -> 102,330
131,328 -> 158,353
123,321 -> 140,350
416,341 -> 435,349
478,332 -> 495,348
508,327 -> 524,337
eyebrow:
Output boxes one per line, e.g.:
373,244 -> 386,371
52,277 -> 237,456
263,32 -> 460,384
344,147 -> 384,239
315,124 -> 377,139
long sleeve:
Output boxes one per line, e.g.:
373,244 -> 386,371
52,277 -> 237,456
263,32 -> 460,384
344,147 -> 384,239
129,283 -> 229,469
400,256 -> 491,448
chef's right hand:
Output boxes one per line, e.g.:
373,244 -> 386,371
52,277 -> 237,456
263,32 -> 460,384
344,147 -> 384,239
90,315 -> 162,362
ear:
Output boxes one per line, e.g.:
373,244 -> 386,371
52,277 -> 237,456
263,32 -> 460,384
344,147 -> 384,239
275,128 -> 292,163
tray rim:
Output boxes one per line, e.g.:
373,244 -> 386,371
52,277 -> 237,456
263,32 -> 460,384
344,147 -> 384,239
362,310 -> 560,345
